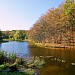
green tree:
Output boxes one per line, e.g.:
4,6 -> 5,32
13,30 -> 26,41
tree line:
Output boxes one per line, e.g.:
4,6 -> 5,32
28,0 -> 75,48
0,30 -> 28,41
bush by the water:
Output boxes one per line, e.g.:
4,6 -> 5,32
0,50 -> 45,75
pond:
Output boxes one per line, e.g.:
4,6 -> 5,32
0,41 -> 30,57
0,41 -> 75,75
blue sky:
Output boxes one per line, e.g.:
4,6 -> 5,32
0,0 -> 64,31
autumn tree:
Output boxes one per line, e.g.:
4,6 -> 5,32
29,1 -> 75,48
29,7 -> 68,44
63,0 -> 75,48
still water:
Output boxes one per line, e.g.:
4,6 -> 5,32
0,41 -> 30,57
0,41 -> 75,75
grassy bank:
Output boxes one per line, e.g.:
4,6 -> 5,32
28,40 -> 75,50
3,39 -> 28,42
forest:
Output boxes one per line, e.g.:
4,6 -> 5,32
28,0 -> 75,49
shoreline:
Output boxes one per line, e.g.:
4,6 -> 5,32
28,40 -> 75,50
2,39 -> 75,50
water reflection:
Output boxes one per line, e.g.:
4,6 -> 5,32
0,41 -> 75,75
1,41 -> 75,63
28,45 -> 75,63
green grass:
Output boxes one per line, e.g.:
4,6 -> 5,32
0,72 -> 29,75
